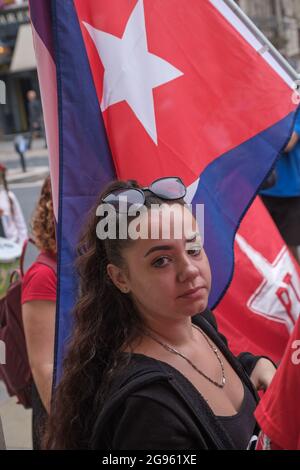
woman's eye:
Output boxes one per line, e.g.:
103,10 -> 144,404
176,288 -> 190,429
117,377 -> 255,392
187,246 -> 202,256
152,257 -> 170,268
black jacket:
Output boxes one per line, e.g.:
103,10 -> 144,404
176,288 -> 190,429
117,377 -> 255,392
91,310 -> 261,450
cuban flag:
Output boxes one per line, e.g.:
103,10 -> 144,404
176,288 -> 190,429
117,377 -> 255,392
29,0 -> 298,378
215,196 -> 300,364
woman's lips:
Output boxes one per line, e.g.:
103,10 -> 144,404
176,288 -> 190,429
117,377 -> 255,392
178,286 -> 205,299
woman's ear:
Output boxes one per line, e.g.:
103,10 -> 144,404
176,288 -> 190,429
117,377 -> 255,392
106,264 -> 130,294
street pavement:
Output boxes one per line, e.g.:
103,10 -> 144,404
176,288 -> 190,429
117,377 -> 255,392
0,138 -> 49,185
0,138 -> 49,450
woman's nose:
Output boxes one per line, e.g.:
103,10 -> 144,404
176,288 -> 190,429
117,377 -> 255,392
177,256 -> 199,283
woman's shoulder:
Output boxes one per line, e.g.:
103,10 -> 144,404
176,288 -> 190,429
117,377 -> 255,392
21,254 -> 57,303
113,353 -> 169,385
92,356 -> 206,450
106,354 -> 178,403
23,256 -> 56,281
109,353 -> 205,411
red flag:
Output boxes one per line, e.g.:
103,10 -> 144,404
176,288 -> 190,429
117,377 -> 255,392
72,0 -> 298,313
30,0 -> 298,373
73,0 -> 296,186
214,197 -> 300,364
255,316 -> 300,450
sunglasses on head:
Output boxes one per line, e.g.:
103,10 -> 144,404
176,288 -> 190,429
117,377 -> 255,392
102,177 -> 186,213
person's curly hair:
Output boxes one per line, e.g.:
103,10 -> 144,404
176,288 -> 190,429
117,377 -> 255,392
43,179 -> 186,449
31,175 -> 56,254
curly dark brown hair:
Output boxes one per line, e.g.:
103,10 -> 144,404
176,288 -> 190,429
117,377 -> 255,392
31,175 -> 56,254
43,179 -> 185,449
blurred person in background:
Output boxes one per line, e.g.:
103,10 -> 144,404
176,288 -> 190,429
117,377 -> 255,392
21,176 -> 57,449
0,164 -> 27,297
26,90 -> 45,148
261,112 -> 300,264
0,164 -> 27,246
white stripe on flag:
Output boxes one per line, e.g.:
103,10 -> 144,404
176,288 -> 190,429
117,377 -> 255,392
209,0 -> 296,89
31,23 -> 59,220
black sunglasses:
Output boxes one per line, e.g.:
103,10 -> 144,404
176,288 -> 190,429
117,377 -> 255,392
102,177 -> 186,213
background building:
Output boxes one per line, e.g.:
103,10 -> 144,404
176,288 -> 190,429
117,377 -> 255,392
237,0 -> 300,70
0,0 -> 38,137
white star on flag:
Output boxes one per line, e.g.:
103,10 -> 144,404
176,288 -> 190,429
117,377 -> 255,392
236,234 -> 300,332
82,0 -> 183,145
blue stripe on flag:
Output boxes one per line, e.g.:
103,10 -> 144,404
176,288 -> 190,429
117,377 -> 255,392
29,0 -> 55,59
52,0 -> 116,380
194,111 -> 296,308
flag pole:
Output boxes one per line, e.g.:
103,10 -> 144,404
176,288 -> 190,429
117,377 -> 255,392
224,0 -> 300,83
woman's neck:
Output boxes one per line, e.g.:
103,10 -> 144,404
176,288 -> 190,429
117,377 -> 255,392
142,316 -> 196,348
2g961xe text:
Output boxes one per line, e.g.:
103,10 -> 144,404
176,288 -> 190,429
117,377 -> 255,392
146,454 -> 196,465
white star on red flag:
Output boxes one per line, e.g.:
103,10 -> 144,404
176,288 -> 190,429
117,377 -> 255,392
83,0 -> 183,145
236,234 -> 300,332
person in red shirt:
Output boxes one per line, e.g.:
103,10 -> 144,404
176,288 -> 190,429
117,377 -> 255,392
21,176 -> 57,449
255,315 -> 300,450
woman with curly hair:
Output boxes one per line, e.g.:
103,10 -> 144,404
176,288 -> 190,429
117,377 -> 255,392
44,177 -> 276,450
21,175 -> 57,449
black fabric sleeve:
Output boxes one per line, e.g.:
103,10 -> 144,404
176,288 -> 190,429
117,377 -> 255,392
237,353 -> 278,376
111,391 -> 198,450
236,352 -> 262,376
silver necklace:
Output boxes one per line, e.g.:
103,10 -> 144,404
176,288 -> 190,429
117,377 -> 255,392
144,324 -> 226,389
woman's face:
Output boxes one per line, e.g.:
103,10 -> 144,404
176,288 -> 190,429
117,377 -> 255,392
109,204 -> 211,324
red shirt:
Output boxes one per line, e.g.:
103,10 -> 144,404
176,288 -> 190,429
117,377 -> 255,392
21,252 -> 57,304
255,317 -> 300,450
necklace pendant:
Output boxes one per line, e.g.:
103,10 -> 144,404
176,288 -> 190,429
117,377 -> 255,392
147,325 -> 227,390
